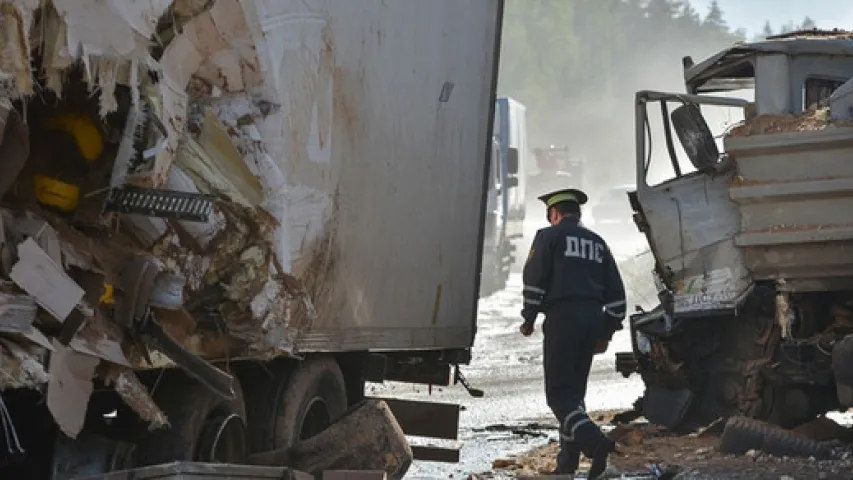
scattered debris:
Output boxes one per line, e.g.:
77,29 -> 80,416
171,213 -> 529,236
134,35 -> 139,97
103,365 -> 168,430
0,0 -> 329,455
487,410 -> 853,479
46,340 -> 100,438
793,416 -> 852,443
719,416 -> 832,459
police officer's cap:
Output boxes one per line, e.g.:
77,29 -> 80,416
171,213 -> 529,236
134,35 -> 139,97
537,188 -> 588,208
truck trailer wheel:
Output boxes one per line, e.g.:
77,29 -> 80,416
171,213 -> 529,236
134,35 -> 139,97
246,356 -> 348,452
133,369 -> 247,466
719,416 -> 832,459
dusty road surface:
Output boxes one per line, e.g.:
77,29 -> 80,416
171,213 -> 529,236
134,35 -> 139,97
371,230 -> 853,478
370,272 -> 645,479
370,237 -> 657,479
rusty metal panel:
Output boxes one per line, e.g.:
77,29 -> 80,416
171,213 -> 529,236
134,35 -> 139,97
727,127 -> 853,292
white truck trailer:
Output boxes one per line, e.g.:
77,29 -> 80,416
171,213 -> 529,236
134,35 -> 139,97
0,0 -> 505,478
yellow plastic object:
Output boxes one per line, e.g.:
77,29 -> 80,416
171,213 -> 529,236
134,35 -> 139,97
43,113 -> 104,162
100,284 -> 115,306
33,175 -> 80,212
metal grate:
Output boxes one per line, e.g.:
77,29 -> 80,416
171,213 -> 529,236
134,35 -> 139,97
104,186 -> 215,222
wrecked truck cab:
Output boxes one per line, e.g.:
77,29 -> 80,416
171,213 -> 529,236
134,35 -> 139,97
622,31 -> 853,431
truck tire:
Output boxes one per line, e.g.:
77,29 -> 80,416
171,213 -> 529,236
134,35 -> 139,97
832,335 -> 853,407
133,369 -> 247,466
719,416 -> 832,459
246,356 -> 348,452
670,103 -> 719,171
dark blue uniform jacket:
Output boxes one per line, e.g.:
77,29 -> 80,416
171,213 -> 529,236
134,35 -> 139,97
521,216 -> 627,334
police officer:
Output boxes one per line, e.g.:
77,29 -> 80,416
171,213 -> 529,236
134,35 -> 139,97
520,188 -> 627,478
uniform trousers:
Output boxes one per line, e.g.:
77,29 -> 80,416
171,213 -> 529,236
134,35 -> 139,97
542,300 -> 614,473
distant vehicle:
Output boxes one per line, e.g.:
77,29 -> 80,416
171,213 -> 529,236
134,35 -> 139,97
586,184 -> 645,256
480,97 -> 528,296
528,145 -> 584,200
590,184 -> 635,232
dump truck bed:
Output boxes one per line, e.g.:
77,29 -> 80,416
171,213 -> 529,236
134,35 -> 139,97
727,126 -> 853,293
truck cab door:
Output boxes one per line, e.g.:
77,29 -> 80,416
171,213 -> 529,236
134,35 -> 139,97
633,92 -> 753,317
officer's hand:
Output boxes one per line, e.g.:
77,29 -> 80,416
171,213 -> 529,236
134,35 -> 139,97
519,321 -> 534,337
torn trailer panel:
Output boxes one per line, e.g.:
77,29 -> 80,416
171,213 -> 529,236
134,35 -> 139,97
1,0 -> 499,356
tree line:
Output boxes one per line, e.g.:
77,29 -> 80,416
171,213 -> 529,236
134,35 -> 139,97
497,0 -> 817,186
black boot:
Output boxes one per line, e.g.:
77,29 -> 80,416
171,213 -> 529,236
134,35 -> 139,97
553,440 -> 580,475
585,436 -> 615,479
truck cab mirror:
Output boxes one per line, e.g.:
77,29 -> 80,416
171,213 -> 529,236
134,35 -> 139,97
670,103 -> 720,171
506,148 -> 519,174
505,176 -> 519,188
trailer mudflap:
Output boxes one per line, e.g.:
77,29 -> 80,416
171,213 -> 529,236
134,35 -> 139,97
642,386 -> 694,430
370,397 -> 461,463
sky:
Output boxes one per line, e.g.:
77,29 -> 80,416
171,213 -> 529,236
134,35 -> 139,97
691,0 -> 853,36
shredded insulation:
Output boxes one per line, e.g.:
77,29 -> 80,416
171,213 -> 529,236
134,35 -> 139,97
0,0 -> 333,433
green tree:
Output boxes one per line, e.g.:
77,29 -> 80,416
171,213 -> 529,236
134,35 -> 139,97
703,0 -> 727,32
497,0 -> 746,180
761,21 -> 774,38
800,16 -> 817,30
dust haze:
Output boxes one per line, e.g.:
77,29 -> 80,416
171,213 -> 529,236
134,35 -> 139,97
496,0 -> 847,199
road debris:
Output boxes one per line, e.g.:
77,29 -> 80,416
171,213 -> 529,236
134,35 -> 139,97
250,399 -> 412,478
486,410 -> 853,479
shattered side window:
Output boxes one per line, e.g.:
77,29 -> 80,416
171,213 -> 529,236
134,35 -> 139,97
803,77 -> 847,110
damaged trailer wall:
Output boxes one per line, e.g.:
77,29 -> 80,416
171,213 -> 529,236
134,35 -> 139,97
0,0 -> 500,446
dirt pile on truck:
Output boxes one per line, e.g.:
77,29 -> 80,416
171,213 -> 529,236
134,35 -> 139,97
728,107 -> 853,137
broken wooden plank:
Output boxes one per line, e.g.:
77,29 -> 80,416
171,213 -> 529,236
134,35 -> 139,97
370,397 -> 460,440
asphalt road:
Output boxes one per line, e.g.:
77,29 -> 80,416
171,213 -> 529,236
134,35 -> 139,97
372,267 -> 651,478
370,211 -> 655,478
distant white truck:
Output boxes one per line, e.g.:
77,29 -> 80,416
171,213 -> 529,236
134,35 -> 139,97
480,96 -> 529,296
